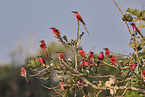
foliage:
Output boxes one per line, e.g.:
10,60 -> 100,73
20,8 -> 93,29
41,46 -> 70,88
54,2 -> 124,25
22,0 -> 145,96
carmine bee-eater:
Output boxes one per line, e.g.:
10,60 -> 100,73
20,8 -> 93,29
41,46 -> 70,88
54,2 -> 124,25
88,52 -> 95,64
21,66 -> 29,83
38,56 -> 46,64
78,47 -> 87,59
97,52 -> 104,64
40,40 -> 47,52
110,55 -> 117,66
50,27 -> 61,39
110,55 -> 122,74
130,23 -> 144,38
56,51 -> 66,62
88,52 -> 96,69
95,52 -> 104,73
143,70 -> 145,79
40,40 -> 49,58
126,62 -> 137,77
72,11 -> 90,36
130,62 -> 137,71
104,48 -> 110,57
84,59 -> 89,66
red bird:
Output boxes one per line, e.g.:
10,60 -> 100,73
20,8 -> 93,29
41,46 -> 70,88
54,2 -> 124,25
130,23 -> 144,38
126,62 -> 137,76
88,52 -> 96,69
104,48 -> 110,57
110,55 -> 117,66
98,52 -> 104,62
110,55 -> 122,74
84,59 -> 89,66
56,51 -> 66,62
130,62 -> 137,71
97,52 -> 104,70
38,56 -> 46,64
78,48 -> 87,59
21,66 -> 29,83
40,40 -> 47,52
143,70 -> 145,79
88,52 -> 95,64
50,27 -> 61,39
72,11 -> 90,36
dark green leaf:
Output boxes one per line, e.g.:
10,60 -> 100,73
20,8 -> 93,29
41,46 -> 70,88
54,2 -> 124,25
80,32 -> 84,39
63,35 -> 68,42
122,13 -> 133,22
140,10 -> 145,20
126,8 -> 133,13
137,45 -> 142,51
132,9 -> 140,16
43,76 -> 52,80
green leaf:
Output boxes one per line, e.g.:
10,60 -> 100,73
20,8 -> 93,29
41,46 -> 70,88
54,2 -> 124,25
30,60 -> 35,65
122,13 -> 133,22
63,35 -> 68,42
137,45 -> 142,51
43,76 -> 52,80
132,52 -> 136,59
132,9 -> 140,16
26,64 -> 33,67
80,32 -> 84,39
138,24 -> 145,28
62,89 -> 69,97
140,10 -> 145,20
126,8 -> 133,13
143,48 -> 145,53
129,42 -> 134,48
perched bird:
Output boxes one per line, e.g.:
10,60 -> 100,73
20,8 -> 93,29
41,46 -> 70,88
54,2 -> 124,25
21,66 -> 29,83
143,70 -> 145,79
88,52 -> 95,64
95,52 -> 104,73
88,52 -> 96,69
97,52 -> 104,64
50,27 -> 61,39
110,55 -> 117,66
38,56 -> 46,64
84,59 -> 89,66
56,51 -> 66,62
130,62 -> 137,71
72,11 -> 90,36
40,40 -> 47,52
110,55 -> 122,74
78,48 -> 87,59
104,48 -> 111,57
126,62 -> 137,77
130,23 -> 144,38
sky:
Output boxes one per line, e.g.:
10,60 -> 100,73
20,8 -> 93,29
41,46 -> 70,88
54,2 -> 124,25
0,0 -> 145,64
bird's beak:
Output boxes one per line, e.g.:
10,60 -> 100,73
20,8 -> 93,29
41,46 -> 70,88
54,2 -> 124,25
72,11 -> 75,13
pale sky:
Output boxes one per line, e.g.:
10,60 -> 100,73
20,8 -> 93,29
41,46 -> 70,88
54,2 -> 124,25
0,0 -> 145,64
